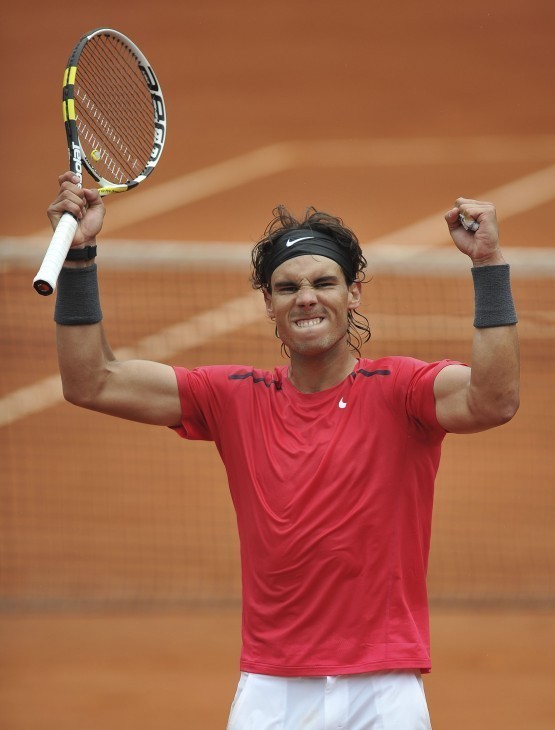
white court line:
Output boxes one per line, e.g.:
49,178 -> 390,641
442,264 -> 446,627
371,312 -> 555,341
4,138 -> 555,428
100,144 -> 296,236
366,163 -> 555,257
31,136 -> 555,237
33,144 -> 297,237
291,135 -> 555,166
0,292 -> 262,428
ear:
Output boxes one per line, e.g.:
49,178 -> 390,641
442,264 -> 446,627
348,281 -> 362,310
263,288 -> 274,319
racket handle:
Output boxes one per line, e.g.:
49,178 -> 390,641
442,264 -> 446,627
459,213 -> 480,233
33,213 -> 79,296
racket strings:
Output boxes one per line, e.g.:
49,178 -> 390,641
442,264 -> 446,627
79,40 -> 153,160
75,35 -> 157,184
77,44 -> 153,179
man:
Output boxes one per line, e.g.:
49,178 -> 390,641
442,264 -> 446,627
48,171 -> 519,729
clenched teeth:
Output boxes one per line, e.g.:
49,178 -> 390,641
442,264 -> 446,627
295,318 -> 323,328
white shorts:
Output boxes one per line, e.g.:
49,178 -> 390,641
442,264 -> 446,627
226,670 -> 432,730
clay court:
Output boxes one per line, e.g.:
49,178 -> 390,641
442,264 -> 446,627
1,1 -> 555,728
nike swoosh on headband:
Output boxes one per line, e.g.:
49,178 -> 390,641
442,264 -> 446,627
286,236 -> 316,247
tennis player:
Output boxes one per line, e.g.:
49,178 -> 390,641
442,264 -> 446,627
47,171 -> 520,729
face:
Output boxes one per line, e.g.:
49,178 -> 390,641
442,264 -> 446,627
264,255 -> 361,358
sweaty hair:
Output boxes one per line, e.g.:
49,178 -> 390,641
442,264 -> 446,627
251,205 -> 371,356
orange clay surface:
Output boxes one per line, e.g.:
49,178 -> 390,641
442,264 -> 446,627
1,1 -> 555,728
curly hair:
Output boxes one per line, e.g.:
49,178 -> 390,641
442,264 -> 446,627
251,205 -> 371,356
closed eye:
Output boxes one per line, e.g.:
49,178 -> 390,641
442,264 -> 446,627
314,277 -> 339,288
272,276 -> 340,293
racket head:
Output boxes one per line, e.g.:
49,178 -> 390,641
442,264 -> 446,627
62,28 -> 167,194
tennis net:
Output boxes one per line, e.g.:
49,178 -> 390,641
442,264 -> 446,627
1,238 -> 554,609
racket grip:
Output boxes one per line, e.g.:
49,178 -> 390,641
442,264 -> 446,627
459,213 -> 480,233
33,213 -> 79,296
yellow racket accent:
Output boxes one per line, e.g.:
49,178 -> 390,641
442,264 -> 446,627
64,66 -> 77,85
63,99 -> 76,121
97,184 -> 129,195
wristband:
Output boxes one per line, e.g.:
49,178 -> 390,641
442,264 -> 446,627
471,264 -> 518,328
65,245 -> 97,261
54,264 -> 103,325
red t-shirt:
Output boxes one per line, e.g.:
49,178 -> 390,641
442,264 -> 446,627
171,357 -> 457,676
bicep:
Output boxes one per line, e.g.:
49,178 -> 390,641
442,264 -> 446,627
433,363 -> 477,434
92,359 -> 182,426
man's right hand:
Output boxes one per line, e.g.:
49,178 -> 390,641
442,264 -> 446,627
47,171 -> 106,249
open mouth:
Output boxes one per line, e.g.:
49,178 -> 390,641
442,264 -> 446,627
295,317 -> 324,328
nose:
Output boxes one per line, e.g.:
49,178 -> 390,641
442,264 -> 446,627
295,283 -> 318,307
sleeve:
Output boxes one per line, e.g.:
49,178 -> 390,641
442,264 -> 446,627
170,365 -> 230,441
393,358 -> 465,436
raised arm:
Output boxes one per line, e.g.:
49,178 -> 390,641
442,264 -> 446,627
433,198 -> 520,434
49,172 -> 182,426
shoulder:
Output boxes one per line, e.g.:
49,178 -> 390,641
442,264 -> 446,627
355,357 -> 462,408
358,356 -> 459,380
355,356 -> 426,381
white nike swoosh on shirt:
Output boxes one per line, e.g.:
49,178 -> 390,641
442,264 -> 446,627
338,398 -> 347,409
286,236 -> 315,247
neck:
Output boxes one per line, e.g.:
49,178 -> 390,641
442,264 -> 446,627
287,347 -> 358,393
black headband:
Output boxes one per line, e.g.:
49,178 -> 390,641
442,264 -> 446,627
264,229 -> 353,283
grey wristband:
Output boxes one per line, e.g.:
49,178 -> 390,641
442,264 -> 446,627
471,264 -> 518,328
54,264 -> 103,325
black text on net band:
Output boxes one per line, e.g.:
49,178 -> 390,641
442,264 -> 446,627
33,28 -> 167,296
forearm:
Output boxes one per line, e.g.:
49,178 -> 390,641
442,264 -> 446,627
467,259 -> 520,424
56,321 -> 114,401
467,322 -> 520,426
435,260 -> 520,433
55,259 -> 114,406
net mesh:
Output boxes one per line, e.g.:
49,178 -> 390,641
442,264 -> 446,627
75,34 -> 156,184
1,245 -> 554,610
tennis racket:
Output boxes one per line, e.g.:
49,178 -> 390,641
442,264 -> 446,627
33,28 -> 167,295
